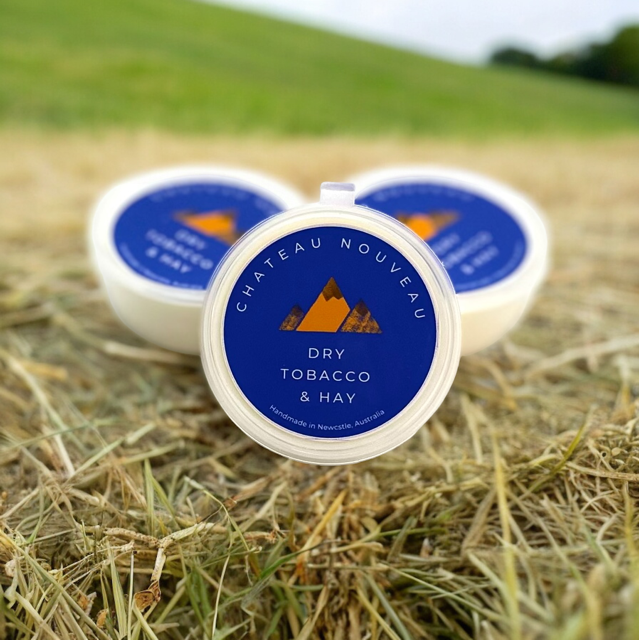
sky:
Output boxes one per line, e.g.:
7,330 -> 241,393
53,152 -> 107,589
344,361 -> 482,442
203,0 -> 639,63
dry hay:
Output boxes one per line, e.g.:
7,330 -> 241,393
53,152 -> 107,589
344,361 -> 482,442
0,131 -> 638,639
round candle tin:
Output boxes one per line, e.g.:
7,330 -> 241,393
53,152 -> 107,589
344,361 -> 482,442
351,167 -> 549,355
90,166 -> 305,354
200,183 -> 461,465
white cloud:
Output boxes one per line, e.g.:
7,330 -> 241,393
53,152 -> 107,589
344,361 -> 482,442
201,0 -> 639,62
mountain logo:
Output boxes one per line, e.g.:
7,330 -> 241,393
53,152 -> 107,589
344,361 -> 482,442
175,209 -> 240,245
396,210 -> 459,241
279,277 -> 382,334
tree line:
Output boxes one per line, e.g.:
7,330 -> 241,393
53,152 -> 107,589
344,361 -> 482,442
490,24 -> 639,89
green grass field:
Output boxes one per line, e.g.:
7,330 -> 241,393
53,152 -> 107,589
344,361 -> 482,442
1,0 -> 638,136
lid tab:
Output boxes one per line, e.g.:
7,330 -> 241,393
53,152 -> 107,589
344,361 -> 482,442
320,182 -> 355,207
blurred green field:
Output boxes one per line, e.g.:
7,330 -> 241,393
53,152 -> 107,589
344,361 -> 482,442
2,0 -> 638,136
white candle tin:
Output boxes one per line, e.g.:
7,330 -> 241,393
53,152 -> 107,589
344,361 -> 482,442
200,183 -> 462,465
351,167 -> 549,355
90,166 -> 305,354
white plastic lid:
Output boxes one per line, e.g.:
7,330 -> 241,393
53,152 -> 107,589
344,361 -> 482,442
90,166 -> 306,305
200,183 -> 461,465
351,166 -> 549,315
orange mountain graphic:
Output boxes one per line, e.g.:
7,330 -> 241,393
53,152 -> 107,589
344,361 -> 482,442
296,277 -> 350,333
175,209 -> 240,244
396,210 -> 459,241
280,277 -> 382,334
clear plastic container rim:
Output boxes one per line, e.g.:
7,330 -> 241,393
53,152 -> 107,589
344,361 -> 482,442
200,202 -> 462,465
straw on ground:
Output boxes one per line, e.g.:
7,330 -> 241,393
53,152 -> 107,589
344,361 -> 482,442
0,132 -> 638,639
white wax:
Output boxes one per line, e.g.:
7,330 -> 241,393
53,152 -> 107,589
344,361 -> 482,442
200,187 -> 462,465
90,166 -> 305,354
350,166 -> 549,355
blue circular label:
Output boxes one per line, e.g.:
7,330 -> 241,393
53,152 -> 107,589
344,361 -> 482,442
113,182 -> 284,289
357,182 -> 527,292
223,226 -> 437,439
